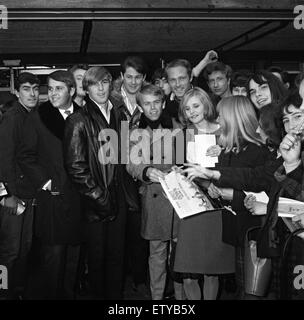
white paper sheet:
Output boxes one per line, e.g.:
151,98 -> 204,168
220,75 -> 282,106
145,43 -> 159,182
186,134 -> 218,167
244,191 -> 269,204
159,171 -> 216,219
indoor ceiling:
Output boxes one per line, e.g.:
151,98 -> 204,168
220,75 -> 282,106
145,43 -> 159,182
0,0 -> 303,71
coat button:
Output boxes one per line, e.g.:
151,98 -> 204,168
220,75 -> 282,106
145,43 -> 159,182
153,194 -> 157,198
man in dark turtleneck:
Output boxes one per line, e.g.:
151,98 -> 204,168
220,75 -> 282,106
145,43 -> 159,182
127,84 -> 182,300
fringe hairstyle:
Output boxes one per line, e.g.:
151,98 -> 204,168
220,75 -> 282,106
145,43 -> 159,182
179,87 -> 216,126
218,96 -> 263,153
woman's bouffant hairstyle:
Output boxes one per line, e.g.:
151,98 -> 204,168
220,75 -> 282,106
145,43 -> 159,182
259,103 -> 284,149
295,72 -> 304,89
218,96 -> 263,153
179,87 -> 216,126
281,90 -> 303,115
247,70 -> 288,107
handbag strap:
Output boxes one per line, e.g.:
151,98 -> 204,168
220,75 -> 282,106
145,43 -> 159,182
281,228 -> 304,262
245,226 -> 261,242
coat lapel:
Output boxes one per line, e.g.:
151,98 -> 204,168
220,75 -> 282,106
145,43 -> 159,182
38,101 -> 79,141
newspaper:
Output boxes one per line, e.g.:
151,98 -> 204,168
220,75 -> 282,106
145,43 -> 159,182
159,170 -> 218,219
277,197 -> 304,239
278,197 -> 304,217
0,182 -> 8,197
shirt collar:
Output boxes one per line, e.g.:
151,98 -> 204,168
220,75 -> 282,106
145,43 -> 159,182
58,104 -> 74,119
121,85 -> 139,115
90,98 -> 113,123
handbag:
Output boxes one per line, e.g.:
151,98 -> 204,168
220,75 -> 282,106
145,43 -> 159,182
279,227 -> 304,300
244,226 -> 272,296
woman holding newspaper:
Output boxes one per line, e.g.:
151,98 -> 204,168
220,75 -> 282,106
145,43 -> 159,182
181,94 -> 272,299
173,87 -> 234,300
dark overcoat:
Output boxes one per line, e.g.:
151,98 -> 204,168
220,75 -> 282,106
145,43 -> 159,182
18,101 -> 82,245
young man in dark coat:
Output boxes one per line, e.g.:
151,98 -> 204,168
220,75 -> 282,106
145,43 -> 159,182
0,72 -> 40,300
63,66 -> 127,299
18,70 -> 82,299
112,56 -> 149,295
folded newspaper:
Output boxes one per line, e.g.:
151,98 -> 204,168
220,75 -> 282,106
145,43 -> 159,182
278,197 -> 304,217
159,170 -> 221,219
277,197 -> 304,239
0,182 -> 8,197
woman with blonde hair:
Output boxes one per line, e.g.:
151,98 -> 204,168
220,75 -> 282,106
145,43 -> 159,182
174,87 -> 234,300
182,95 -> 272,299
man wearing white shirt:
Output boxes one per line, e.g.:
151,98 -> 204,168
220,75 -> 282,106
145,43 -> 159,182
64,66 -> 127,299
18,70 -> 82,299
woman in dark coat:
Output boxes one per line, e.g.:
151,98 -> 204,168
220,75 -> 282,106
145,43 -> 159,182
183,96 -> 272,299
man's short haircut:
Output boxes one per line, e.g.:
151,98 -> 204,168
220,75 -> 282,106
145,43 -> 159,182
136,84 -> 165,106
165,59 -> 192,78
151,68 -> 167,83
15,72 -> 40,91
230,71 -> 251,90
47,70 -> 76,91
267,66 -> 289,85
82,66 -> 112,91
203,61 -> 233,81
68,64 -> 90,74
121,55 -> 147,75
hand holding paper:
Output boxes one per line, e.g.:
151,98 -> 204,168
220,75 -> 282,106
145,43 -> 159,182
182,163 -> 214,181
186,134 -> 218,168
159,171 -> 220,219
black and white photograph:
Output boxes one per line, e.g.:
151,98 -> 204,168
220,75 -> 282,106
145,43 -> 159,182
1,0 -> 304,306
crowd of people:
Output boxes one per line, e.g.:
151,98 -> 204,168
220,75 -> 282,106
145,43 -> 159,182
0,51 -> 304,300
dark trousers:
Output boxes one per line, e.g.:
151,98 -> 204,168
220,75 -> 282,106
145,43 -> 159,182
0,199 -> 34,299
25,242 -> 80,300
125,210 -> 148,286
85,207 -> 126,300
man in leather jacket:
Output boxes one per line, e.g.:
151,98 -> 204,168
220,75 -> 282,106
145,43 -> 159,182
64,66 -> 127,299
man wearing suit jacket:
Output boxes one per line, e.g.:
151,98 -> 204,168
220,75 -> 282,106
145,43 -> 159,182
18,70 -> 82,299
64,66 -> 127,299
0,72 -> 40,300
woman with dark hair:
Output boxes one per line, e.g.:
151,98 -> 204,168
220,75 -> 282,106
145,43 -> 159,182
294,72 -> 304,101
247,70 -> 289,111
